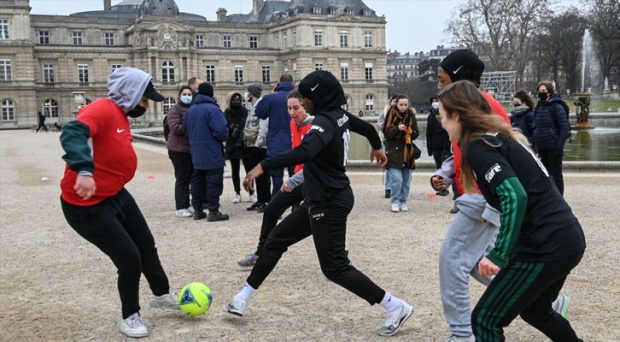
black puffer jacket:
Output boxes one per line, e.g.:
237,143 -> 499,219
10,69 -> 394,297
224,92 -> 248,159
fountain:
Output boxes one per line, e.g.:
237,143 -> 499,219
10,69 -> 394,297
574,29 -> 597,129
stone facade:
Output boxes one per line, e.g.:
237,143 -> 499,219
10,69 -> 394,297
0,0 -> 387,128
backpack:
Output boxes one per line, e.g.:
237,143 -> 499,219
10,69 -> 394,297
551,100 -> 571,143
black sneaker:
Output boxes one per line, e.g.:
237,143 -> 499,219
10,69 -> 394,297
437,189 -> 450,197
384,189 -> 391,198
193,211 -> 207,220
247,202 -> 262,211
207,211 -> 229,222
256,203 -> 267,213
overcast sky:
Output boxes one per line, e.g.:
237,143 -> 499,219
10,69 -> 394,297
29,0 -> 583,53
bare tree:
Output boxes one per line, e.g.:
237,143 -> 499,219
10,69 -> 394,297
587,0 -> 620,94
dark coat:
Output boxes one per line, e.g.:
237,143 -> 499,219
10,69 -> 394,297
532,94 -> 569,151
510,105 -> 535,143
383,107 -> 419,169
224,106 -> 248,160
426,108 -> 451,156
184,94 -> 229,170
254,81 -> 294,157
166,103 -> 191,153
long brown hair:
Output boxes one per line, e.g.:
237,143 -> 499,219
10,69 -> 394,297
383,95 -> 414,134
438,80 -> 527,193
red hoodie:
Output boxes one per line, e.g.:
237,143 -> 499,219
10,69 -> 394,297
290,118 -> 313,173
452,91 -> 510,195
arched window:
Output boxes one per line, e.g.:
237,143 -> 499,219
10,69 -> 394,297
163,97 -> 176,115
43,99 -> 59,118
365,94 -> 374,111
161,60 -> 175,83
1,98 -> 14,121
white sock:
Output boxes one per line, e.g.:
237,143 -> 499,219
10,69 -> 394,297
234,283 -> 256,302
379,292 -> 402,313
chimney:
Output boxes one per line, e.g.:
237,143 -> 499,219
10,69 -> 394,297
253,0 -> 265,16
216,8 -> 227,22
104,0 -> 111,11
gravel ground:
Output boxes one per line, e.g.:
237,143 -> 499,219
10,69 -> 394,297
1,130 -> 619,341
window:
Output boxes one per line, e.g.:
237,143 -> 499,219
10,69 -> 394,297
327,7 -> 337,15
163,97 -> 176,115
104,32 -> 114,46
161,60 -> 175,83
363,9 -> 372,16
340,63 -> 349,81
43,99 -> 59,118
111,64 -> 122,72
0,59 -> 11,81
345,8 -> 354,15
72,32 -> 83,45
315,63 -> 324,71
195,34 -> 204,48
1,99 -> 14,121
234,65 -> 244,84
364,31 -> 373,48
205,64 -> 215,83
78,64 -> 89,83
312,7 -> 321,14
0,19 -> 8,40
43,64 -> 54,83
38,31 -> 49,45
339,31 -> 348,48
223,35 -> 231,48
365,94 -> 374,111
365,63 -> 373,81
249,36 -> 258,49
262,65 -> 271,83
314,29 -> 323,47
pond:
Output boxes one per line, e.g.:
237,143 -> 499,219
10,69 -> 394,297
348,117 -> 620,162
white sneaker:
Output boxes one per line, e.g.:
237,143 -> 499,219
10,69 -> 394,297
223,297 -> 247,316
187,207 -> 194,214
249,193 -> 257,203
149,291 -> 178,310
399,203 -> 409,212
232,193 -> 242,203
377,301 -> 414,336
391,203 -> 400,212
447,335 -> 475,342
176,209 -> 192,218
118,313 -> 148,338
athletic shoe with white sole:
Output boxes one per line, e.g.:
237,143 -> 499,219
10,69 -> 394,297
376,301 -> 414,336
391,203 -> 400,213
232,193 -> 242,203
176,208 -> 192,218
446,334 -> 475,342
118,313 -> 148,338
399,203 -> 409,212
249,193 -> 257,203
551,294 -> 570,318
238,253 -> 259,268
223,297 -> 246,316
149,291 -> 178,310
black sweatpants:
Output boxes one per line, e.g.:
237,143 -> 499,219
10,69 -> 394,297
255,186 -> 304,256
472,251 -> 584,342
244,147 -> 271,204
246,186 -> 385,305
191,167 -> 224,212
168,150 -> 193,210
230,158 -> 252,195
60,189 -> 170,319
539,149 -> 564,195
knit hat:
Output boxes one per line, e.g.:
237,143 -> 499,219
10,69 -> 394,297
247,83 -> 262,98
298,70 -> 346,112
198,82 -> 214,97
439,49 -> 485,84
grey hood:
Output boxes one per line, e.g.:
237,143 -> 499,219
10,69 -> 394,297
107,67 -> 151,112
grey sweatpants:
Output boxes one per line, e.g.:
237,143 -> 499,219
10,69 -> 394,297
439,193 -> 499,337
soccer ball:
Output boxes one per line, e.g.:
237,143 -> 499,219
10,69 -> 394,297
177,282 -> 212,317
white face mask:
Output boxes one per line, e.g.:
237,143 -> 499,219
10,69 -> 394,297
244,92 -> 251,101
180,95 -> 193,105
431,102 -> 440,110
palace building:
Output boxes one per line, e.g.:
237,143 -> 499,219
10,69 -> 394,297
0,0 -> 387,128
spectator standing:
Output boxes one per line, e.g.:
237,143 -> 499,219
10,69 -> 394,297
224,92 -> 251,203
426,97 -> 452,196
376,95 -> 398,198
166,86 -> 194,218
532,81 -> 569,195
184,83 -> 230,222
510,90 -> 535,143
36,111 -> 47,132
243,83 -> 271,211
254,74 -> 294,195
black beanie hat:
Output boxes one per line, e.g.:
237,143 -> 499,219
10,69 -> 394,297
298,70 -> 346,113
198,82 -> 214,97
247,83 -> 262,98
439,49 -> 485,85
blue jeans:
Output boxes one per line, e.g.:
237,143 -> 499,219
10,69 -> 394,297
387,167 -> 411,204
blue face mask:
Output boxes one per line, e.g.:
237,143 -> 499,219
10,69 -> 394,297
180,95 -> 192,105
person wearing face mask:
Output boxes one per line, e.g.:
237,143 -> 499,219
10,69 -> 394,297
426,96 -> 451,197
167,86 -> 194,218
59,67 -> 178,338
510,90 -> 535,144
224,92 -> 251,204
532,81 -> 569,195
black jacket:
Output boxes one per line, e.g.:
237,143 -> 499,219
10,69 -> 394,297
426,108 -> 451,155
